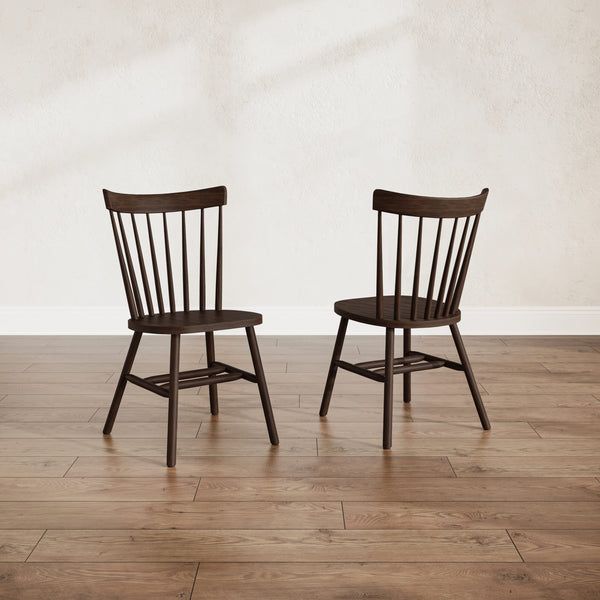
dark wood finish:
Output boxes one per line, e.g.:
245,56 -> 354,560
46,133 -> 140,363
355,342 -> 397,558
167,334 -> 180,468
103,186 -> 278,466
319,317 -> 348,416
103,332 -> 142,434
383,328 -> 394,449
322,188 -> 490,448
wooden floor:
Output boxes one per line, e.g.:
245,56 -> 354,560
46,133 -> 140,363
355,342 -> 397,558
0,334 -> 600,599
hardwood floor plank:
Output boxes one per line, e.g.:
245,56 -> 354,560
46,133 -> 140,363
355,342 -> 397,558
0,423 -> 200,438
510,530 -> 600,562
195,477 -> 600,502
0,477 -> 198,501
67,456 -> 455,478
29,529 -> 520,563
530,422 -> 600,437
197,421 -> 538,438
191,562 -> 600,600
300,393 -> 600,408
402,406 -> 600,422
0,501 -> 342,530
0,531 -> 44,562
0,563 -> 197,600
0,408 -> 96,422
450,457 -> 600,477
343,501 -> 600,529
0,457 -> 74,477
316,438 -> 600,457
0,373 -> 112,384
0,438 -> 316,457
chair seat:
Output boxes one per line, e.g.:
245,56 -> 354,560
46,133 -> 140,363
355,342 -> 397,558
334,295 -> 460,328
128,309 -> 262,334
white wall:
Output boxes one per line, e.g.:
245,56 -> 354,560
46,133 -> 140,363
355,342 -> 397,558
1,0 -> 599,334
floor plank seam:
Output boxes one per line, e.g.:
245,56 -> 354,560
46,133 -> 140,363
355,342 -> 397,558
192,478 -> 202,501
61,456 -> 79,477
341,501 -> 347,530
506,529 -> 525,563
189,562 -> 201,599
24,529 -> 47,562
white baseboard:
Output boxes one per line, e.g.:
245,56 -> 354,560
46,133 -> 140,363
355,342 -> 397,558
1,306 -> 600,335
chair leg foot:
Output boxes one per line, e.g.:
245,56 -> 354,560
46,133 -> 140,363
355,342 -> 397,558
403,328 -> 411,404
103,332 -> 142,435
319,317 -> 348,417
167,334 -> 181,467
246,326 -> 279,445
205,331 -> 218,415
383,327 -> 395,449
450,323 -> 490,430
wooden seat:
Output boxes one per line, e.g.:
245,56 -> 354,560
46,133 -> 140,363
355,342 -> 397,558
102,185 -> 278,467
335,295 -> 460,329
128,309 -> 262,334
320,188 -> 491,449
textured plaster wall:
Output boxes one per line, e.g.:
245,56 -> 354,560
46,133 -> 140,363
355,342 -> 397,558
1,1 -> 599,324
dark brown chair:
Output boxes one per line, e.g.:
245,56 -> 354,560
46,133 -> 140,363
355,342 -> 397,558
320,188 -> 490,448
103,185 -> 278,466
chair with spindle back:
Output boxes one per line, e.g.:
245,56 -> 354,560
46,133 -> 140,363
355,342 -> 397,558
320,188 -> 490,449
103,185 -> 278,466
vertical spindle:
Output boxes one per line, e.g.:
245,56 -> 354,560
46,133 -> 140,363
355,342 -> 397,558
393,215 -> 402,320
163,213 -> 176,312
215,205 -> 223,311
131,214 -> 154,316
199,208 -> 206,311
182,211 -> 189,312
117,212 -> 143,317
444,217 -> 470,316
435,218 -> 457,318
376,211 -> 383,319
410,217 -> 423,320
146,214 -> 165,315
110,211 -> 138,319
424,218 -> 443,319
449,214 -> 481,314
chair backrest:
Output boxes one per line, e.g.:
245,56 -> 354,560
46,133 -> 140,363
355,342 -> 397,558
373,188 -> 488,321
104,186 -> 226,319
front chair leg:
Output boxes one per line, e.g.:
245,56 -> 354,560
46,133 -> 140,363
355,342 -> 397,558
383,327 -> 395,449
167,334 -> 181,467
246,326 -> 279,445
103,331 -> 142,435
403,328 -> 411,403
450,324 -> 490,430
205,331 -> 218,415
319,317 -> 348,416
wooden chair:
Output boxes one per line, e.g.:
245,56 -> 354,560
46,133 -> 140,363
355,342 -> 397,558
320,188 -> 490,448
102,185 -> 278,466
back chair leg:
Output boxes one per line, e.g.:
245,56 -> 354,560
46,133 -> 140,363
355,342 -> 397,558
103,331 -> 142,435
450,324 -> 490,430
205,331 -> 218,415
403,328 -> 411,404
319,317 -> 349,417
246,326 -> 279,445
383,327 -> 395,449
167,334 -> 181,467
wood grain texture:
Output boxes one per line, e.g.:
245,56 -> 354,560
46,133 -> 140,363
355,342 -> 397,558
0,501 -> 342,530
0,563 -> 196,600
191,563 -> 600,600
343,501 -> 600,529
0,334 -> 598,598
29,529 -> 519,563
0,531 -> 44,562
510,529 -> 600,562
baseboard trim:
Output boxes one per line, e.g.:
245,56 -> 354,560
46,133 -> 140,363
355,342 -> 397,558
0,306 -> 599,335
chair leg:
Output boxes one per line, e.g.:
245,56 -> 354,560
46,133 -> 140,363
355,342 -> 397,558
246,326 -> 279,445
205,331 -> 218,415
450,323 -> 491,430
103,331 -> 142,435
403,328 -> 411,404
383,327 -> 395,449
319,317 -> 348,416
167,334 -> 181,467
